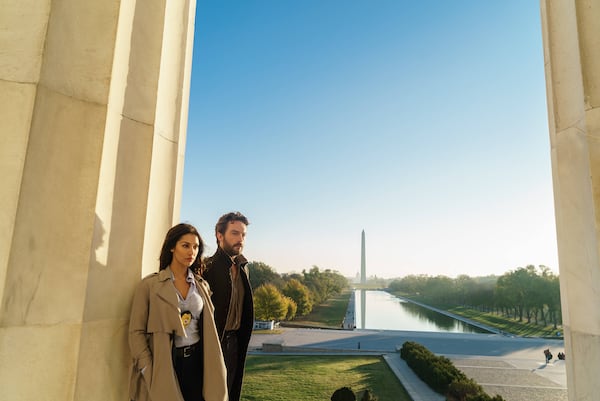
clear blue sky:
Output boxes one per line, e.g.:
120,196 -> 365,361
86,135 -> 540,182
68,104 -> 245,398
181,1 -> 558,279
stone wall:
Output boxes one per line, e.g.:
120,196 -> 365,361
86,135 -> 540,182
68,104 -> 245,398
0,1 -> 196,400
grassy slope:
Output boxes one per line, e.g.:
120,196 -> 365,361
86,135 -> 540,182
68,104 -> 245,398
283,289 -> 352,329
242,355 -> 412,401
447,306 -> 563,338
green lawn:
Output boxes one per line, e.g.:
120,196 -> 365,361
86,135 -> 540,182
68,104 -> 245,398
241,355 -> 412,401
448,306 -> 563,338
284,290 -> 352,329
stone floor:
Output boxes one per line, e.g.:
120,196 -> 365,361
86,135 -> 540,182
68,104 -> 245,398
452,357 -> 567,401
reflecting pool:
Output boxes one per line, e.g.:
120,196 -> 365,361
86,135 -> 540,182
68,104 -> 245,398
354,289 -> 489,333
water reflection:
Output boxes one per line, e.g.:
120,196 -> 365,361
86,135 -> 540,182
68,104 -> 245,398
355,290 -> 489,333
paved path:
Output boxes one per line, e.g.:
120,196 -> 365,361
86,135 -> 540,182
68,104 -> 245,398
249,328 -> 567,401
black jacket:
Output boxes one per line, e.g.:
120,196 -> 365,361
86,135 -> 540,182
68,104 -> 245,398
202,247 -> 254,399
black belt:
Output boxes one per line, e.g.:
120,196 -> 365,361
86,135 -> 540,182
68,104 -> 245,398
174,341 -> 201,358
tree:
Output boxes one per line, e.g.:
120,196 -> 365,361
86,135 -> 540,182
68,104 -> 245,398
282,278 -> 313,316
247,261 -> 283,290
494,274 -> 513,318
283,296 -> 297,320
303,266 -> 328,304
302,266 -> 348,305
389,275 -> 429,295
469,276 -> 496,312
542,270 -> 562,328
425,275 -> 455,305
254,284 -> 287,321
388,268 -> 561,330
455,275 -> 476,305
497,268 -> 529,321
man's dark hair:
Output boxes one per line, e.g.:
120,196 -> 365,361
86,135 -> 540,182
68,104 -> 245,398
215,211 -> 249,244
331,387 -> 356,401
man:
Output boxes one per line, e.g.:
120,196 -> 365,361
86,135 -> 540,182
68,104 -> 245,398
202,212 -> 254,401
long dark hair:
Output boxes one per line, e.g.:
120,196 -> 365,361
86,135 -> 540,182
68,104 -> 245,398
159,223 -> 204,274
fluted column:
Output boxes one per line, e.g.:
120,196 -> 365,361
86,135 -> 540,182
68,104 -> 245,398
541,1 -> 600,400
0,0 -> 196,400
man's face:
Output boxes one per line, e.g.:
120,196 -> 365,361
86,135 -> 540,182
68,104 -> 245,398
217,220 -> 247,256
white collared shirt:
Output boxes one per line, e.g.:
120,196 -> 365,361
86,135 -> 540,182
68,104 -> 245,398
170,267 -> 204,347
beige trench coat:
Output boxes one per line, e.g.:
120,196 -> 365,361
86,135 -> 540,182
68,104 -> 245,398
128,268 -> 228,401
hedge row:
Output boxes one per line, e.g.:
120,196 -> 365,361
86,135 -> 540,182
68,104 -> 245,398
399,341 -> 504,401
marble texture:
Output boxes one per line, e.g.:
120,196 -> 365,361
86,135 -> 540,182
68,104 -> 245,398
0,0 -> 197,400
73,320 -> 130,401
0,81 -> 36,306
0,0 -> 50,311
0,324 -> 81,401
2,86 -> 105,326
39,0 -> 119,104
0,0 -> 50,83
541,1 -> 600,400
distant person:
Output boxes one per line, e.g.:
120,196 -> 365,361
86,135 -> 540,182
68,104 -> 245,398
331,386 -> 356,401
128,223 -> 227,401
203,212 -> 254,401
544,348 -> 553,364
558,351 -> 566,360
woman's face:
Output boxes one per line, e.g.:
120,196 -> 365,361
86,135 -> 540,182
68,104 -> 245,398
170,233 -> 200,270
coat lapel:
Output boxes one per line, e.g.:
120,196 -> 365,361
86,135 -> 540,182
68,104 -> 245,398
151,269 -> 185,337
155,269 -> 179,309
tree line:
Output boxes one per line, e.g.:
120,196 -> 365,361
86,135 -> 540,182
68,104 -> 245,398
389,265 -> 562,328
247,262 -> 348,322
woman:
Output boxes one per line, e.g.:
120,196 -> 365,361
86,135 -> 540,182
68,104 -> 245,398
128,223 -> 228,401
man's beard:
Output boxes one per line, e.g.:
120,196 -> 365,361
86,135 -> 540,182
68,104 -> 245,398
222,240 -> 243,256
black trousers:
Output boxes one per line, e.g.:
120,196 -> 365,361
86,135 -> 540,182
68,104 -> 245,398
221,331 -> 240,401
173,342 -> 204,401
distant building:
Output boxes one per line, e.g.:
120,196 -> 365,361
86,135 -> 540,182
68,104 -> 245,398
253,320 -> 277,330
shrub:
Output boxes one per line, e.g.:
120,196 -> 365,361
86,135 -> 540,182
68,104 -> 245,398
399,342 -> 504,401
447,378 -> 482,400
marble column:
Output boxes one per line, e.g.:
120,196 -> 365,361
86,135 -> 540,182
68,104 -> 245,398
540,1 -> 600,400
0,0 -> 196,400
